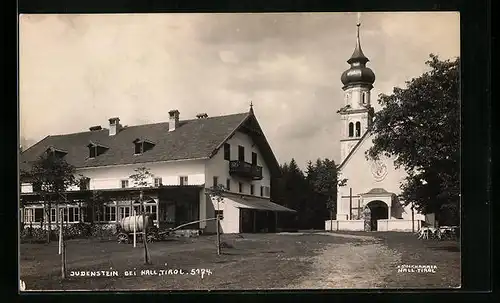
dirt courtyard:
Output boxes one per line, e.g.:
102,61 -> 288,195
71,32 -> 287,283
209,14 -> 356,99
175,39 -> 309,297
19,231 -> 460,291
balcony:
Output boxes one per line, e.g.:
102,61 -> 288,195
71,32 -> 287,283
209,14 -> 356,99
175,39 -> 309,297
229,160 -> 263,180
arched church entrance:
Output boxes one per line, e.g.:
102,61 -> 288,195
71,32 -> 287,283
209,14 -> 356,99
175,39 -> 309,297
364,200 -> 388,231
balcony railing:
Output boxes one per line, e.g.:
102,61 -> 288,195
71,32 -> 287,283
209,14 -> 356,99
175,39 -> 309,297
229,160 -> 263,180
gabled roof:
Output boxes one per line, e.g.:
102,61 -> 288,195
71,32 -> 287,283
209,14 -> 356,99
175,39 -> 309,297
20,112 -> 281,177
361,188 -> 394,196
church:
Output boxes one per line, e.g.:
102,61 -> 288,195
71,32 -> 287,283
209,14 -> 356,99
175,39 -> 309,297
325,21 -> 427,232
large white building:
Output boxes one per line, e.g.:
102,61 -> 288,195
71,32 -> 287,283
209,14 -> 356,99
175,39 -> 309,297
20,107 -> 296,234
325,23 -> 426,232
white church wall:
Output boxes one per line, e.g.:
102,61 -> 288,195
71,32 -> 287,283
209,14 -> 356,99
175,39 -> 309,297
325,220 -> 365,231
338,134 -> 408,214
377,219 -> 423,232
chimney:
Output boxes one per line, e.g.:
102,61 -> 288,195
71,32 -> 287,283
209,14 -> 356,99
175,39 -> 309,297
89,125 -> 102,131
196,113 -> 208,119
108,117 -> 121,136
168,110 -> 180,131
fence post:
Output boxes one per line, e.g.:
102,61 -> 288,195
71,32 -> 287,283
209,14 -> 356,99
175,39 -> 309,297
133,209 -> 137,248
58,209 -> 63,255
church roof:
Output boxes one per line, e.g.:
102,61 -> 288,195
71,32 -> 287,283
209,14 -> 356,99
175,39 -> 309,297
362,188 -> 394,196
338,129 -> 371,170
340,23 -> 375,89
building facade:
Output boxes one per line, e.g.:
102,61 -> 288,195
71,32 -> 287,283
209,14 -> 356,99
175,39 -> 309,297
20,107 -> 296,234
325,22 -> 426,232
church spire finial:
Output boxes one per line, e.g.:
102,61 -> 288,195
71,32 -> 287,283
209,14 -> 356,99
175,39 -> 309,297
249,101 -> 254,113
347,12 -> 368,65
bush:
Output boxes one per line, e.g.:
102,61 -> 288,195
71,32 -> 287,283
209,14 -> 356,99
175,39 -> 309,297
20,222 -> 116,242
53,223 -> 93,239
90,223 -> 117,238
20,226 -> 58,243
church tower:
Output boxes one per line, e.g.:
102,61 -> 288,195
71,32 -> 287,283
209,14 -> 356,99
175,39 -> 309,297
339,20 -> 376,163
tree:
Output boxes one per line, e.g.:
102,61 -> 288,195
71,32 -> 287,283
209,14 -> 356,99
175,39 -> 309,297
367,54 -> 460,225
208,184 -> 226,255
129,166 -> 155,265
306,158 -> 347,229
20,151 -> 77,243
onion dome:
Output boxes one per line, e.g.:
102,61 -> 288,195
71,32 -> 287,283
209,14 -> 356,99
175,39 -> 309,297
341,22 -> 376,88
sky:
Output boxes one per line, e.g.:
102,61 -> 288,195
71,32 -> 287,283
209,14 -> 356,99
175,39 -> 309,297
19,12 -> 460,170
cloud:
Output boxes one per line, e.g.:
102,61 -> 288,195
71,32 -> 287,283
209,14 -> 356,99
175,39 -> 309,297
19,12 -> 460,168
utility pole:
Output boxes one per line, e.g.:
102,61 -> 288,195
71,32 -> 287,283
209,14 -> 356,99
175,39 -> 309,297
411,201 -> 415,233
349,188 -> 352,220
216,197 -> 221,256
60,209 -> 66,279
133,209 -> 137,248
140,190 -> 151,265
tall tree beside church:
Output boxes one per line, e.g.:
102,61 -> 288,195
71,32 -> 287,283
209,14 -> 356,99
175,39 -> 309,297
367,54 -> 460,225
307,158 -> 347,226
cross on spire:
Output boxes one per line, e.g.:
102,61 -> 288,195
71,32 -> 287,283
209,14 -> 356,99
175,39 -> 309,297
249,101 -> 254,113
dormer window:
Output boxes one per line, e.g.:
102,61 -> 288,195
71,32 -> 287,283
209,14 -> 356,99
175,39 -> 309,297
133,139 -> 155,155
45,146 -> 67,159
87,141 -> 108,159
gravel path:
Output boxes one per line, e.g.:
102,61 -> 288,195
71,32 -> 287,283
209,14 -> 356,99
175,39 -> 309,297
289,233 -> 402,289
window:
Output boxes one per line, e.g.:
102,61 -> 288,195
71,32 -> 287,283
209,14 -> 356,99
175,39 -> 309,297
121,180 -> 129,188
224,143 -> 231,161
355,122 -> 361,137
87,144 -> 108,158
134,142 -> 142,155
154,178 -> 163,187
62,208 -> 68,222
80,178 -> 90,190
348,122 -> 354,137
250,184 -> 255,195
89,146 -> 97,158
215,210 -> 224,220
51,208 -> 57,222
118,206 -> 131,221
213,176 -> 219,188
24,209 -> 34,222
60,207 -> 80,223
260,186 -> 264,197
179,176 -> 188,186
24,208 -> 44,222
144,205 -> 157,220
265,186 -> 271,197
34,208 -> 44,222
133,140 -> 155,155
68,207 -> 80,222
226,179 -> 231,191
238,146 -> 245,162
239,182 -> 243,193
103,206 -> 116,222
252,152 -> 257,166
361,92 -> 365,104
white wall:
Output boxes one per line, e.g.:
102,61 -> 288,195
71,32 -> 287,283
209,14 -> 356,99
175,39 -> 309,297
325,220 -> 365,231
21,159 -> 206,193
205,130 -> 271,198
219,203 -> 240,234
338,133 -> 408,218
377,219 -> 423,232
345,86 -> 372,110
